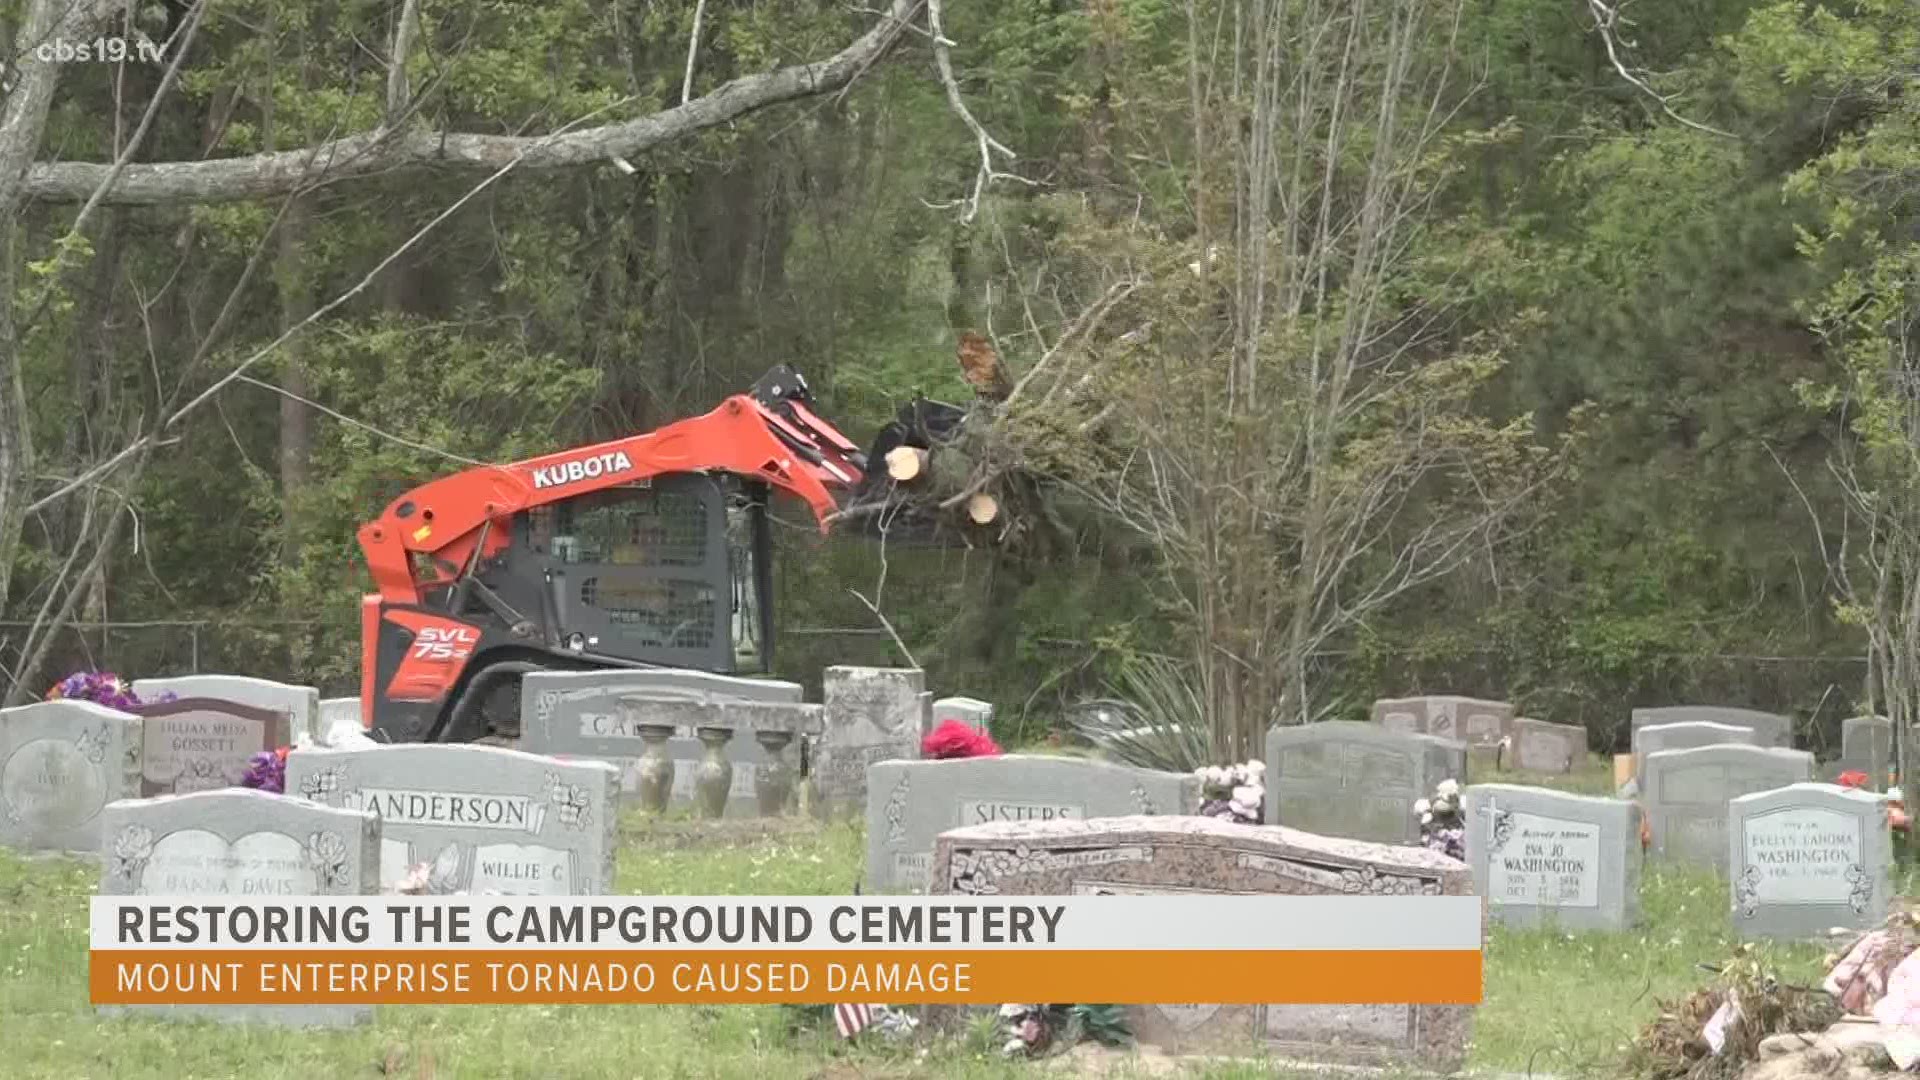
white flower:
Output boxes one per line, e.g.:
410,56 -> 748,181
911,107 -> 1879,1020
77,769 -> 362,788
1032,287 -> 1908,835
998,1003 -> 1032,1018
1232,784 -> 1260,806
1208,766 -> 1232,787
1193,767 -> 1208,780
1413,798 -> 1431,815
1245,760 -> 1265,776
1420,812 -> 1433,825
1891,787 -> 1905,803
1436,779 -> 1460,798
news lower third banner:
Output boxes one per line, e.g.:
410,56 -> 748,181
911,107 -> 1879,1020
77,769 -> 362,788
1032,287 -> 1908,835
90,895 -> 1483,1007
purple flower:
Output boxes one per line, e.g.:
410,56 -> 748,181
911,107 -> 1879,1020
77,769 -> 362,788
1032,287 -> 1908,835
240,751 -> 285,795
46,670 -> 178,712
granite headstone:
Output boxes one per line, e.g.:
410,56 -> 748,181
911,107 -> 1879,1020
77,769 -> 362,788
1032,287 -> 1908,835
864,755 -> 1199,892
131,675 -> 319,745
931,697 -> 994,735
1641,745 -> 1815,871
1266,721 -> 1467,844
930,815 -> 1478,1073
1632,706 -> 1792,749
1633,721 -> 1759,777
1371,696 -> 1515,744
0,700 -> 143,854
1510,718 -> 1585,775
1730,782 -> 1892,941
131,697 -> 287,797
811,667 -> 930,817
1464,784 -> 1639,931
97,787 -> 379,1027
285,744 -> 619,894
1840,716 -> 1893,791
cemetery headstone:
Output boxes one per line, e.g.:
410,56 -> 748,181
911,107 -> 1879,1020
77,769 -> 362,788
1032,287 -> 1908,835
864,755 -> 1199,893
131,698 -> 287,797
1511,718 -> 1585,775
131,675 -> 319,745
929,815 -> 1478,1073
520,671 -> 820,816
1371,696 -> 1514,744
1633,721 -> 1759,777
97,787 -> 379,1027
811,667 -> 930,818
1464,784 -> 1639,931
1840,716 -> 1893,791
1266,721 -> 1466,844
285,743 -> 619,894
1641,745 -> 1815,871
318,697 -> 362,733
0,700 -> 143,854
1631,706 -> 1792,749
931,697 -> 994,735
1729,782 -> 1892,941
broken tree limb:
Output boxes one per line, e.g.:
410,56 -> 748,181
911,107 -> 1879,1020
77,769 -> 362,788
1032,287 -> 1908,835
885,445 -> 929,482
967,492 -> 999,524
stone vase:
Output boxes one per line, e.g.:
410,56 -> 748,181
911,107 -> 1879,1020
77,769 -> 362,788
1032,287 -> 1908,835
755,730 -> 796,817
693,726 -> 735,818
635,723 -> 677,813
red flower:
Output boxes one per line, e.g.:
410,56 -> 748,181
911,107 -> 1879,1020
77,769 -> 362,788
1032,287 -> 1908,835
921,719 -> 1001,760
1892,806 -> 1910,832
273,746 -> 291,762
1839,770 -> 1870,790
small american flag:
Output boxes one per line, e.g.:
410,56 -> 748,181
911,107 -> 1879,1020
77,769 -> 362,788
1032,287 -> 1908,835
834,1002 -> 875,1039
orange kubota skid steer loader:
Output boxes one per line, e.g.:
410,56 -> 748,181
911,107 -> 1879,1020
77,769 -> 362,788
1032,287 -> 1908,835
354,365 -> 961,745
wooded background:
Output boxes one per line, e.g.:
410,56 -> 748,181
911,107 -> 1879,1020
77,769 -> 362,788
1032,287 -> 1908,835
2,0 -> 1915,760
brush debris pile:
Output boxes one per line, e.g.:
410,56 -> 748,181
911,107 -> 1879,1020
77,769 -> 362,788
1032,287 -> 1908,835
1629,905 -> 1920,1079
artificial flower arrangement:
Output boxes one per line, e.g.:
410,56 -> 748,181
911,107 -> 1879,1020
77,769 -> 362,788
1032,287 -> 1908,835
1416,779 -> 1465,861
923,719 -> 1002,759
46,669 -> 174,712
1194,760 -> 1265,824
996,1003 -> 1131,1057
1837,770 -> 1912,860
240,747 -> 291,795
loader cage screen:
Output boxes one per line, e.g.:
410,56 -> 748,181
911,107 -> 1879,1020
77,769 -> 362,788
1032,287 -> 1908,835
504,473 -> 770,673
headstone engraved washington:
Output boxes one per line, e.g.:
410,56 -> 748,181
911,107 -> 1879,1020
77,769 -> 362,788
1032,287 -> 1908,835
1840,716 -> 1893,791
864,755 -> 1199,893
1729,783 -> 1892,940
285,744 -> 619,894
132,674 -> 319,745
97,788 -> 379,1027
0,700 -> 142,854
1511,718 -> 1585,775
1641,745 -> 1815,871
1464,784 -> 1639,931
1633,721 -> 1759,777
1266,721 -> 1466,844
812,666 -> 930,817
132,698 -> 286,797
929,815 -> 1478,1072
519,669 -> 818,815
1371,696 -> 1514,744
1632,706 -> 1793,749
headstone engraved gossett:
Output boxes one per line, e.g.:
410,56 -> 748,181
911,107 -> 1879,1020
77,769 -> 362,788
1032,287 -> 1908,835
131,698 -> 287,796
131,675 -> 319,745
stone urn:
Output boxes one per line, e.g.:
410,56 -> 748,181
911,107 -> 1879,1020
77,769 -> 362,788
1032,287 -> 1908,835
754,729 -> 796,817
634,722 -> 678,813
693,726 -> 735,818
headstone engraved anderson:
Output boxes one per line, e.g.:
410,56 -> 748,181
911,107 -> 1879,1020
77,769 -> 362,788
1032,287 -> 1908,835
285,744 -> 619,895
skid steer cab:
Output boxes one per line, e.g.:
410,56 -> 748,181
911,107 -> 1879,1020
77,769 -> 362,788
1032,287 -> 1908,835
355,366 -> 871,745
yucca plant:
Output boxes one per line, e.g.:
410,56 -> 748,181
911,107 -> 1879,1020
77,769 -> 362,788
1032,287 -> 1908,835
1063,653 -> 1216,773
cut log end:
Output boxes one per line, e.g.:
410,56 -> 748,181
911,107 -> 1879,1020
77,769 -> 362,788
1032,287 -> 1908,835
885,446 -> 929,482
966,492 -> 999,525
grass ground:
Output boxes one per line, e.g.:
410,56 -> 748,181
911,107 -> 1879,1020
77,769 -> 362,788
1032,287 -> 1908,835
0,754 -> 1872,1079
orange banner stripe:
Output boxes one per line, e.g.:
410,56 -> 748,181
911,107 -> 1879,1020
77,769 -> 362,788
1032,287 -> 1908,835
90,949 -> 1480,1006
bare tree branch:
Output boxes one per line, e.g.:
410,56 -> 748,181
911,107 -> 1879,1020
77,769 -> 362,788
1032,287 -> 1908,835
387,0 -> 423,123
1585,0 -> 1736,139
923,0 -> 1034,222
682,0 -> 708,105
24,0 -> 922,205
